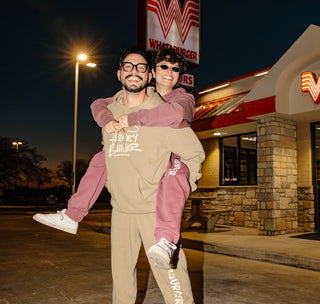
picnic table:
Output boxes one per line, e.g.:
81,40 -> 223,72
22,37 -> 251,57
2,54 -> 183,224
182,196 -> 231,230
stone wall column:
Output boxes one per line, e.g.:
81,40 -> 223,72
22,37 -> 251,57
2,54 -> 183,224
257,117 -> 298,235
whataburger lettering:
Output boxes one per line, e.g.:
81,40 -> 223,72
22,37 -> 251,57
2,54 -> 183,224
301,71 -> 320,104
148,38 -> 198,61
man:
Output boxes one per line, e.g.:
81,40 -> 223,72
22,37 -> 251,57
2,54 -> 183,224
104,47 -> 204,304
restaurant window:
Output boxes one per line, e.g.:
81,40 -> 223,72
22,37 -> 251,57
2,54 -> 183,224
220,133 -> 257,185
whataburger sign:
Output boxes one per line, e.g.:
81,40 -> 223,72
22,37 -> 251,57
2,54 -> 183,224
301,71 -> 320,104
144,0 -> 200,66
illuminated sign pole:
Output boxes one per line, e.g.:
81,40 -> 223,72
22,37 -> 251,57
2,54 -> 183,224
138,0 -> 200,90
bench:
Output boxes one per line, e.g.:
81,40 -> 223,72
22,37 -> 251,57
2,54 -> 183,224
182,196 -> 231,230
202,208 -> 231,230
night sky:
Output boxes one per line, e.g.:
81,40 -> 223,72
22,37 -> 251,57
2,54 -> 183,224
1,0 -> 319,169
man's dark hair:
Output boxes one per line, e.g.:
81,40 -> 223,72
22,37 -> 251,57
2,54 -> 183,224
118,47 -> 151,69
151,48 -> 188,75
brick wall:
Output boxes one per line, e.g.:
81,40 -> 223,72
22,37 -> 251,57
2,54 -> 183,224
188,187 -> 259,228
297,186 -> 315,232
257,116 -> 298,235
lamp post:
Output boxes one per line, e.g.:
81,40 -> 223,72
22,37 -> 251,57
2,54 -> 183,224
12,141 -> 22,152
12,141 -> 22,189
72,54 -> 96,194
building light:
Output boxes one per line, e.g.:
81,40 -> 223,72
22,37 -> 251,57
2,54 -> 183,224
254,71 -> 269,77
241,136 -> 257,141
213,132 -> 227,136
198,82 -> 231,95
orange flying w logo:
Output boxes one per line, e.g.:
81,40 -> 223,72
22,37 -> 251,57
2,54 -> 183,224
301,71 -> 320,104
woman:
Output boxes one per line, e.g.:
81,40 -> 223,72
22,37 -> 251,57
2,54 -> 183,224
33,48 -> 197,270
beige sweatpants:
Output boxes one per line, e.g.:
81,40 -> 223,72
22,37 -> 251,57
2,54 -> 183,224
111,209 -> 195,304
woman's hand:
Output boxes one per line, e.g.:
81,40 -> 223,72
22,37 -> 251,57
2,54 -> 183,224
103,120 -> 122,133
117,115 -> 129,129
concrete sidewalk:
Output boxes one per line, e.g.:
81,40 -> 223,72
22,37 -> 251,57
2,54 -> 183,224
180,226 -> 320,272
101,222 -> 320,272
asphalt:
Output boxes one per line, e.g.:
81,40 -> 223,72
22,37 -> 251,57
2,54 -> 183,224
2,205 -> 320,272
3,209 -> 320,304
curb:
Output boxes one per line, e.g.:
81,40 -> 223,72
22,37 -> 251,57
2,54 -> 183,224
181,239 -> 320,272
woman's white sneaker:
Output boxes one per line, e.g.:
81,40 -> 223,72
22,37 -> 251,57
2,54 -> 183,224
33,209 -> 78,234
147,238 -> 177,270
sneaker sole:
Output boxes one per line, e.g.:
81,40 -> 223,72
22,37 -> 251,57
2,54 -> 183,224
147,247 -> 171,270
33,214 -> 77,235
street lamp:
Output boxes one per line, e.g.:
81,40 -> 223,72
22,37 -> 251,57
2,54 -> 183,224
12,141 -> 22,189
12,141 -> 23,152
72,54 -> 96,194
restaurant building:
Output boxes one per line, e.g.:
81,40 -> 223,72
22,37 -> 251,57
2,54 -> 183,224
191,24 -> 320,235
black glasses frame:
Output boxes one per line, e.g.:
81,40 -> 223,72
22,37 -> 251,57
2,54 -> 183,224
120,62 -> 148,73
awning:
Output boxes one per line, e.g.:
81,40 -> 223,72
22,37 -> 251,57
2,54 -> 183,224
194,92 -> 249,121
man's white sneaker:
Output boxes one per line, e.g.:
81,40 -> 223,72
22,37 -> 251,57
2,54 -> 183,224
147,238 -> 177,270
33,209 -> 78,234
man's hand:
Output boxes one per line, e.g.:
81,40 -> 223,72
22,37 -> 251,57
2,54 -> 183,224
117,115 -> 129,128
103,120 -> 122,133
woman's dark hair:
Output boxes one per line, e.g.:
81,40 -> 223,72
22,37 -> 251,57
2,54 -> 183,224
151,48 -> 188,75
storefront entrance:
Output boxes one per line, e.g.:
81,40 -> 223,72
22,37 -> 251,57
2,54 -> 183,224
312,123 -> 320,230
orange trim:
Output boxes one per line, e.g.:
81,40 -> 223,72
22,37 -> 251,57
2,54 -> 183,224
191,96 -> 276,132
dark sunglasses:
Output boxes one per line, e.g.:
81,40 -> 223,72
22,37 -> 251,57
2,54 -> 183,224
157,64 -> 180,73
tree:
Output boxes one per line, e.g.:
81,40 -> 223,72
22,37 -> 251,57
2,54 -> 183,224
0,137 -> 51,190
56,159 -> 89,189
24,147 -> 52,190
0,137 -> 17,188
56,160 -> 72,187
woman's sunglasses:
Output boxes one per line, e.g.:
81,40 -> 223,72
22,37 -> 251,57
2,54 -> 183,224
156,64 -> 180,73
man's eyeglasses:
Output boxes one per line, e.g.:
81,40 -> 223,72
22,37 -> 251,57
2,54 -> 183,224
157,64 -> 180,73
120,62 -> 148,73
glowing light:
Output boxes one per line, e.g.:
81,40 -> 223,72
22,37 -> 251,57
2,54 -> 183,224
254,71 -> 268,77
198,83 -> 231,95
77,54 -> 87,61
301,71 -> 320,104
241,137 -> 256,141
86,62 -> 96,67
213,132 -> 227,136
12,141 -> 22,151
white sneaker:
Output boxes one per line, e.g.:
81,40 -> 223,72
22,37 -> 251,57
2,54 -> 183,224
33,209 -> 78,234
147,238 -> 177,270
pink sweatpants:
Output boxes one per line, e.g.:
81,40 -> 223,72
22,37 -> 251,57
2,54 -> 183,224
65,151 -> 190,244
65,151 -> 107,222
155,154 -> 190,243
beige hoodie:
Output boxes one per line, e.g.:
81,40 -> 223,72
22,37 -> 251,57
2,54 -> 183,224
102,87 -> 205,214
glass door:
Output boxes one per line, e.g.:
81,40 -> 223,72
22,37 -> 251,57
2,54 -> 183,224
312,123 -> 320,230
